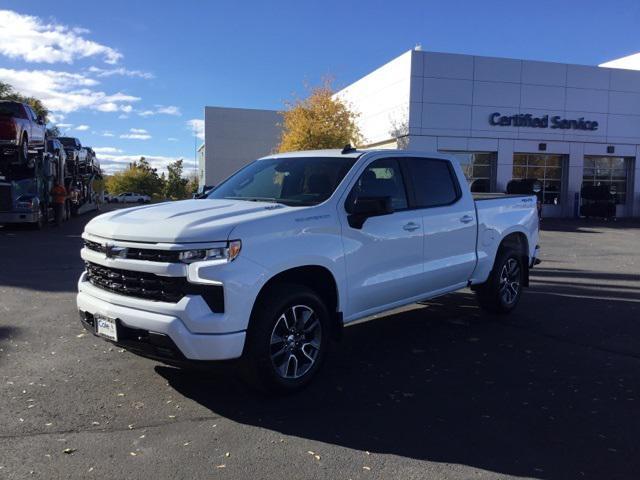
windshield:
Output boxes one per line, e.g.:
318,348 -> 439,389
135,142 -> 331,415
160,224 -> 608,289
207,157 -> 357,206
13,179 -> 37,198
58,137 -> 76,147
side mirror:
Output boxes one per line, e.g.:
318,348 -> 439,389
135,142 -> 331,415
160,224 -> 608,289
346,195 -> 394,229
36,115 -> 45,125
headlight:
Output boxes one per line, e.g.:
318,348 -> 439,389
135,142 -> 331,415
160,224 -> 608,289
179,240 -> 241,263
16,197 -> 38,210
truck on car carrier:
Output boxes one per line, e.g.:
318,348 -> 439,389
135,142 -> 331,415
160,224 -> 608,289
0,107 -> 102,229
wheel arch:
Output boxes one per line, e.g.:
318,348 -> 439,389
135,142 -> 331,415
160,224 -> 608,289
249,265 -> 342,340
497,231 -> 530,287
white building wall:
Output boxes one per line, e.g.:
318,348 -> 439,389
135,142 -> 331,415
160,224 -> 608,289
204,107 -> 281,185
335,51 -> 413,147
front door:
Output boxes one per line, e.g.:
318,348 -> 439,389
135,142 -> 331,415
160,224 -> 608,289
340,157 -> 424,320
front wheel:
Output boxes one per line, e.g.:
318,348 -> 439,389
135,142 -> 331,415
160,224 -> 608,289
475,248 -> 524,314
243,284 -> 330,394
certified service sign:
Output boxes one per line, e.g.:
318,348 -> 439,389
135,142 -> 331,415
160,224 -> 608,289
489,112 -> 598,131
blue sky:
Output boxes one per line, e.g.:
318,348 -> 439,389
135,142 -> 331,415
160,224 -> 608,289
1,0 -> 639,174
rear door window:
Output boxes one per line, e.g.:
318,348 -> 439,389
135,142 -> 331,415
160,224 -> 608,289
405,158 -> 460,208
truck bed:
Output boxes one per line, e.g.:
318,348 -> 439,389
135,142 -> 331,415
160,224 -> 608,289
473,192 -> 532,201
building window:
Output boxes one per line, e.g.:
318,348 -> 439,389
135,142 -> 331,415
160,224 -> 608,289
513,154 -> 565,205
582,156 -> 629,205
444,152 -> 496,192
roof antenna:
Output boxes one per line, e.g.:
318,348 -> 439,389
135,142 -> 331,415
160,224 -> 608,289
341,143 -> 355,154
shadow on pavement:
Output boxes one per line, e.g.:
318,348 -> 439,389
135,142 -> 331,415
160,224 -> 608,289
541,218 -> 640,233
0,209 -> 107,293
157,288 -> 640,480
0,325 -> 21,365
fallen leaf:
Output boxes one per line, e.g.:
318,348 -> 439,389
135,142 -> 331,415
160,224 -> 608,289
216,465 -> 226,469
363,466 -> 371,470
63,448 -> 76,455
129,452 -> 137,457
225,452 -> 230,457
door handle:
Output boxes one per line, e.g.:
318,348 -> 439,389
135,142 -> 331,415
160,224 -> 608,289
460,215 -> 474,224
403,222 -> 420,232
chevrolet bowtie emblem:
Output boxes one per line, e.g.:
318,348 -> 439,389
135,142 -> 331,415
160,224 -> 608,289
105,244 -> 126,259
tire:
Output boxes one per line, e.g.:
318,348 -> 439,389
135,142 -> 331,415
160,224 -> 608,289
243,283 -> 330,394
30,207 -> 45,230
18,136 -> 28,164
475,247 -> 524,314
138,198 -> 144,204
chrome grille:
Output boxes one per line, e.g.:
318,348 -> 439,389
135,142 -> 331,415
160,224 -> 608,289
84,240 -> 181,262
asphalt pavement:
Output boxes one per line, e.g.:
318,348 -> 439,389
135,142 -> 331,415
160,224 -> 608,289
1,210 -> 639,479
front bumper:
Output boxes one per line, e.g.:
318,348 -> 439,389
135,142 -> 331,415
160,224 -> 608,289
0,211 -> 38,223
77,285 -> 246,361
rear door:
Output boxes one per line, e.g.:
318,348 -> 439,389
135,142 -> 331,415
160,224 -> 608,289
404,157 -> 478,294
340,157 -> 425,318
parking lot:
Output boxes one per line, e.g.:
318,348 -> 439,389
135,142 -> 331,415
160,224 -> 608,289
0,211 -> 639,480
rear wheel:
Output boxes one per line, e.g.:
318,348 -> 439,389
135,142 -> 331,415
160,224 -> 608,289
243,284 -> 330,394
475,248 -> 524,314
18,136 -> 28,164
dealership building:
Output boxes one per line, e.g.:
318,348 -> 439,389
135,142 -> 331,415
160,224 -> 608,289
202,49 -> 640,217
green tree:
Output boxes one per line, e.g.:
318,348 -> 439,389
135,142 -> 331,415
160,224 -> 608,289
164,159 -> 189,199
277,79 -> 361,152
186,173 -> 199,196
105,157 -> 165,197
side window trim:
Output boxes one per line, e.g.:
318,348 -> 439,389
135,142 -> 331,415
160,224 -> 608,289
402,157 -> 463,210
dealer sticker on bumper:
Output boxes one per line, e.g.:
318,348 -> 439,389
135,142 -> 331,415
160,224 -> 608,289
95,314 -> 118,341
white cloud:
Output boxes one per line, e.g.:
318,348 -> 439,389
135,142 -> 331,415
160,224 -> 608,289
138,105 -> 181,117
48,112 -> 65,123
56,123 -> 73,128
167,137 -> 178,142
0,10 -> 122,64
88,66 -> 154,79
102,131 -> 115,137
0,68 -> 140,114
120,128 -> 151,140
600,52 -> 640,70
75,124 -> 90,131
92,146 -> 122,154
98,153 -> 196,175
156,105 -> 181,116
187,119 -> 204,140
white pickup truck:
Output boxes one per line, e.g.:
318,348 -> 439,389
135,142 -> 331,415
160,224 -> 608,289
77,149 -> 540,392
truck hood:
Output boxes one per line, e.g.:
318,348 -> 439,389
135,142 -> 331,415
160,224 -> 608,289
85,199 -> 291,243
